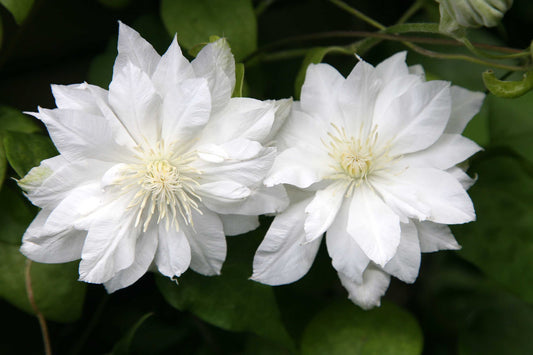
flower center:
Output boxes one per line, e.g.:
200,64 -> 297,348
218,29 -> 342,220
324,123 -> 380,195
113,144 -> 202,232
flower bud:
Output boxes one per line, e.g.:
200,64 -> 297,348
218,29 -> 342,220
437,0 -> 513,35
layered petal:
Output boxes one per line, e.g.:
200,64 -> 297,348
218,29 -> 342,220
383,221 -> 421,283
391,168 -> 476,224
338,264 -> 391,310
265,147 -> 330,188
252,198 -> 321,285
114,21 -> 161,77
220,214 -> 260,236
20,209 -> 86,263
347,186 -> 401,267
301,64 -> 345,121
35,108 -> 132,163
416,221 -> 460,253
401,133 -> 482,170
155,223 -> 191,278
304,180 -> 347,242
109,61 -> 161,145
152,35 -> 195,94
376,80 -> 451,156
192,39 -> 235,111
183,207 -> 226,276
326,200 -> 370,284
445,86 -> 485,134
104,222 -> 159,292
79,200 -> 139,284
160,78 -> 211,145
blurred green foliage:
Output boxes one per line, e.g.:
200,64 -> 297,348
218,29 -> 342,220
0,0 -> 531,354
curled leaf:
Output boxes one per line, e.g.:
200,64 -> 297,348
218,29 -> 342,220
482,70 -> 533,98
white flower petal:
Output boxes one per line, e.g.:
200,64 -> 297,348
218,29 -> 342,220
371,172 -> 431,222
155,223 -> 191,278
19,156 -> 75,207
20,209 -> 86,263
373,74 -> 422,126
34,108 -> 132,163
265,147 -> 330,188
220,214 -> 260,236
375,51 -> 409,79
79,202 -> 139,284
51,82 -> 108,114
338,60 -> 381,132
445,86 -> 485,134
252,198 -> 321,285
151,35 -> 195,94
408,64 -> 425,78
347,185 -> 401,267
183,207 -> 226,276
197,139 -> 264,162
326,200 -> 370,284
114,21 -> 160,77
104,222 -> 159,292
304,180 -> 347,242
337,264 -> 391,310
44,183 -> 102,232
393,168 -> 476,224
109,62 -> 161,145
200,97 -> 277,145
376,80 -> 451,156
416,221 -> 460,253
192,39 -> 235,111
275,106 -> 328,152
401,133 -> 482,170
206,183 -> 289,216
263,98 -> 293,144
300,63 -> 345,121
383,221 -> 421,283
160,78 -> 211,146
447,166 -> 477,190
197,180 -> 251,202
198,147 -> 277,187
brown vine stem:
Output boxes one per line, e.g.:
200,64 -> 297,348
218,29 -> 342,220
25,259 -> 52,355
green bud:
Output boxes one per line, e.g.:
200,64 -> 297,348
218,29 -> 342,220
436,0 -> 513,35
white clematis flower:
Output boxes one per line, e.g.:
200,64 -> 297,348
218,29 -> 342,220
252,52 -> 484,309
19,22 -> 289,292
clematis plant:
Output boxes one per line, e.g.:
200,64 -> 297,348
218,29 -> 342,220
18,22 -> 289,292
252,52 -> 484,309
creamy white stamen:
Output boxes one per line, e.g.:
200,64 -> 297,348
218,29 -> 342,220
323,123 -> 391,196
114,143 -> 202,231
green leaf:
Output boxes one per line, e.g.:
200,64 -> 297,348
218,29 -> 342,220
301,300 -> 423,355
0,183 -> 35,245
0,243 -> 86,322
483,70 -> 533,98
0,0 -> 35,24
3,131 -> 57,177
458,293 -> 533,355
87,38 -> 117,89
0,105 -> 41,134
160,0 -> 257,61
232,63 -> 245,97
110,313 -> 153,355
487,91 -> 533,163
0,14 -> 3,50
416,254 -> 533,354
156,231 -> 293,348
455,155 -> 533,303
0,141 -> 5,189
